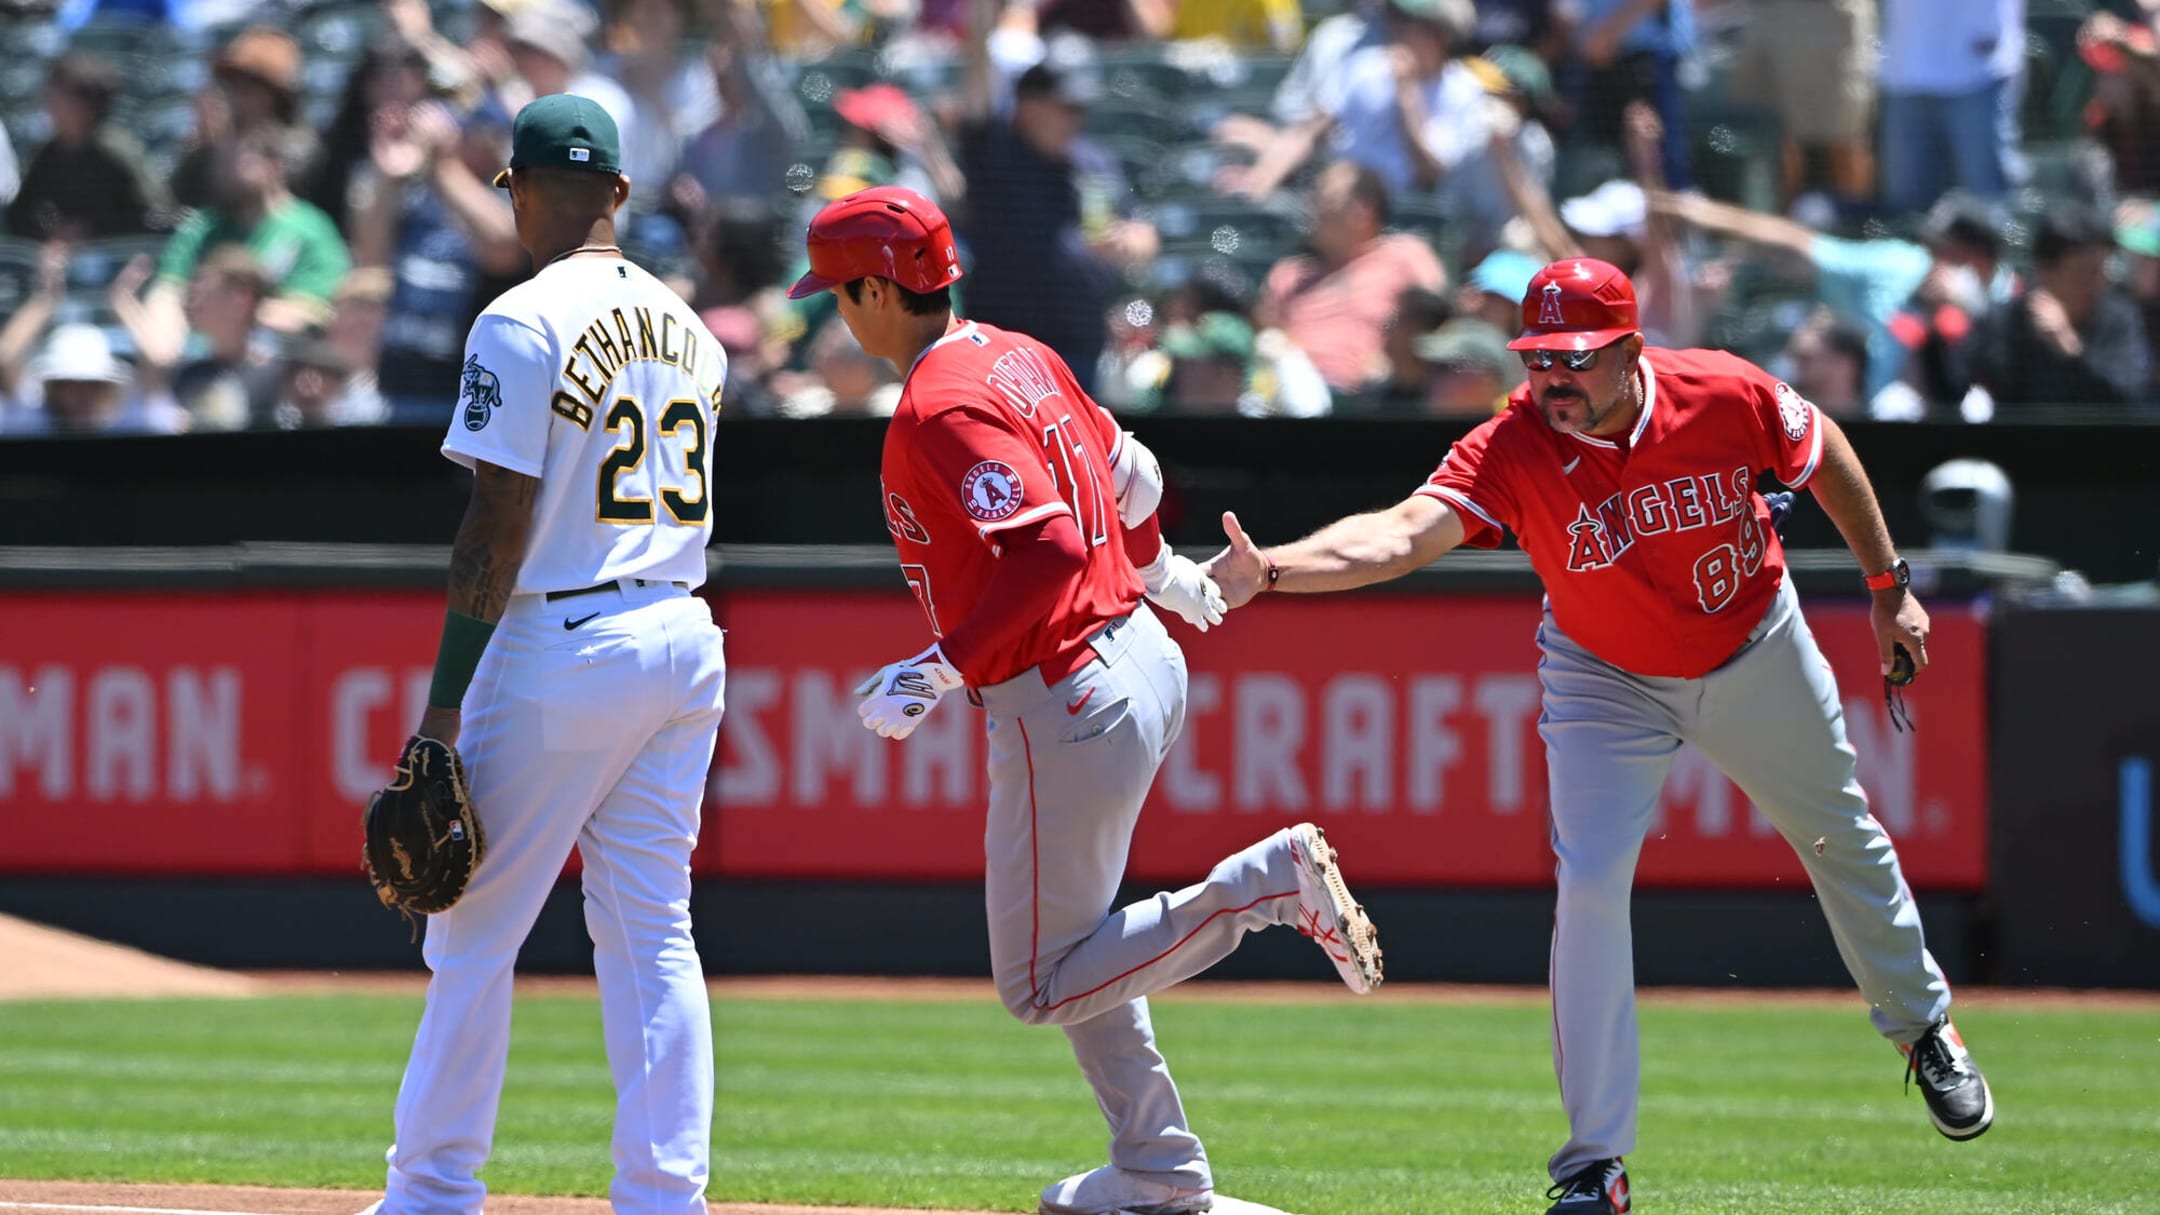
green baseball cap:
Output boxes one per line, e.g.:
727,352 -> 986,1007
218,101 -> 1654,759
1160,312 -> 1256,366
492,93 -> 622,188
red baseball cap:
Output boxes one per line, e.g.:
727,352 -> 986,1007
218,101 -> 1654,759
833,83 -> 920,134
1506,258 -> 1640,352
787,186 -> 964,299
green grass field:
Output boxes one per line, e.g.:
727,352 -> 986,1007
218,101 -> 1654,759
0,991 -> 2154,1214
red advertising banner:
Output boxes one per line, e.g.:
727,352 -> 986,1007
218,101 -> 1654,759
0,586 -> 1988,890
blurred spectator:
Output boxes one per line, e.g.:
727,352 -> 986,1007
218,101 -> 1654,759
599,0 -> 718,215
151,123 -> 352,337
676,7 -> 811,216
1565,0 -> 1694,189
1778,309 -> 1873,418
1036,0 -> 1176,42
1502,103 -> 1696,343
1413,316 -> 1514,414
1144,311 -> 1261,412
1882,192 -> 2017,415
697,200 -> 789,308
1652,186 -> 2012,404
772,320 -> 902,417
0,244 -> 182,435
507,0 -> 648,190
347,95 -> 525,419
172,27 -> 313,212
303,37 -> 446,236
115,243 -> 279,431
7,51 -> 166,240
1126,310 -> 1330,416
1229,0 -> 1507,249
0,324 -> 183,435
2117,198 -> 2160,396
297,267 -> 395,426
1170,0 -> 1306,50
1365,284 -> 1454,409
1976,206 -> 2150,409
266,334 -> 389,429
956,28 -> 1157,391
1458,246 -> 1540,329
1470,0 -> 1576,58
761,0 -> 869,58
1877,0 -> 2026,213
0,122 -> 15,213
701,301 -> 782,416
1256,0 -> 1385,133
1730,0 -> 1877,205
1253,160 -> 1448,395
816,83 -> 966,206
2081,6 -> 2160,195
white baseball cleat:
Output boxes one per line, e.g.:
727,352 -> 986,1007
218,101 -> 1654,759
1039,1165 -> 1213,1214
1287,822 -> 1383,995
351,1202 -> 383,1215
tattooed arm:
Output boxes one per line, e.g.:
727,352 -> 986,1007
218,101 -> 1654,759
417,460 -> 542,745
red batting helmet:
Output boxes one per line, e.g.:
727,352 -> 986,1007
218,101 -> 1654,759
1506,258 -> 1640,352
787,186 -> 963,300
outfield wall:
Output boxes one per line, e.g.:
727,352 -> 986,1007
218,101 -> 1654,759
10,544 -> 2147,987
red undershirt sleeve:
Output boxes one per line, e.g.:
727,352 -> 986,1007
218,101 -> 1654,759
937,514 -> 1088,682
1119,511 -> 1163,569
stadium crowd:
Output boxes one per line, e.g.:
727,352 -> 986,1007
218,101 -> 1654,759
0,0 -> 2154,435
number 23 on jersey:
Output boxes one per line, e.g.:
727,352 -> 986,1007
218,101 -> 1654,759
590,394 -> 710,525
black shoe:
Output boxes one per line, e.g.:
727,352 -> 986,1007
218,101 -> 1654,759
1545,1158 -> 1629,1214
1902,1017 -> 1994,1140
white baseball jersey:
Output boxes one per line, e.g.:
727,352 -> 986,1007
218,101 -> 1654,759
442,256 -> 726,594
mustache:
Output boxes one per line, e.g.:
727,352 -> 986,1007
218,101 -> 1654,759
1541,387 -> 1586,403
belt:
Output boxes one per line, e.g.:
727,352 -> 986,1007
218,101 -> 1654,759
544,577 -> 689,603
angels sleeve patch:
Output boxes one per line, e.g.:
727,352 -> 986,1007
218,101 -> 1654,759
1774,381 -> 1812,443
461,355 -> 503,431
960,460 -> 1024,523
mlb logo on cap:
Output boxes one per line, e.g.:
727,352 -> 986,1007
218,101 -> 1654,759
569,148 -> 590,162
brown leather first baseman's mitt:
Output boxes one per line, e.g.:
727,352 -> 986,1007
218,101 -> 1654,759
363,736 -> 485,918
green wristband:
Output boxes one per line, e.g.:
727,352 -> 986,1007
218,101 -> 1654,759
427,609 -> 498,709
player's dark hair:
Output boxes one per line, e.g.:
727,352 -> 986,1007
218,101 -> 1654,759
842,277 -> 951,316
2030,206 -> 2112,268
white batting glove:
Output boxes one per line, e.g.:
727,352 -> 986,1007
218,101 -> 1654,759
854,645 -> 967,740
1138,544 -> 1227,632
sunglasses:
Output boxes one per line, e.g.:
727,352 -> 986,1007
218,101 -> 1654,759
1520,346 -> 1608,373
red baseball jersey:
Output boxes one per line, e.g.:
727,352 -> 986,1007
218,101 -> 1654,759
880,321 -> 1145,686
1419,347 -> 1826,678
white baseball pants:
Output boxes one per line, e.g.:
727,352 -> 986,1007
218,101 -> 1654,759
383,581 -> 726,1215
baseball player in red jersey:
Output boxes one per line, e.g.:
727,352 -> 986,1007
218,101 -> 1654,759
789,186 -> 1384,1215
1204,259 -> 1993,1214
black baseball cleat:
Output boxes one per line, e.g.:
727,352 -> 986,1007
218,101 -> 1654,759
1901,1017 -> 1994,1140
1546,1158 -> 1629,1214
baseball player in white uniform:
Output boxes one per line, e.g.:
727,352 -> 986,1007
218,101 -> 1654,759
371,95 -> 728,1215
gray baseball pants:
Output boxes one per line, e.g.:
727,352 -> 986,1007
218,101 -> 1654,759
977,604 -> 1313,1189
1540,574 -> 1952,1181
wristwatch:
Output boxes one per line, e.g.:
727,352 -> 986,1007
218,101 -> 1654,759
1863,558 -> 1911,592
